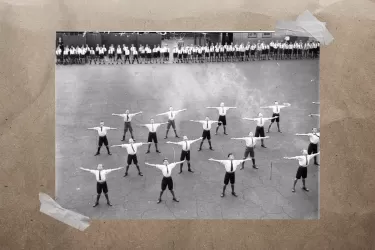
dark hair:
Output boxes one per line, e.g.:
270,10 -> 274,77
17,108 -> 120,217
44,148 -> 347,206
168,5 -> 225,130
227,153 -> 233,158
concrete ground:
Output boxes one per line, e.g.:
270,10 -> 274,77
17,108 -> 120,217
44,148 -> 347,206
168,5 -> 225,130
56,58 -> 319,219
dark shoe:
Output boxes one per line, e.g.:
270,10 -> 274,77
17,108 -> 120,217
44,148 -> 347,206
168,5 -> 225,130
240,166 -> 244,170
107,202 -> 112,206
175,135 -> 180,138
108,152 -> 112,155
261,145 -> 267,148
266,131 -> 270,133
164,137 -> 168,139
93,202 -> 99,207
210,148 -> 214,151
215,132 -> 218,135
146,151 -> 150,154
156,150 -> 161,153
188,169 -> 194,173
121,138 -> 126,141
292,188 -> 296,193
198,148 -> 202,151
231,192 -> 238,197
302,187 -> 309,192
278,130 -> 282,133
157,199 -> 162,204
314,162 -> 320,166
172,198 -> 179,202
253,165 -> 258,169
124,172 -> 128,177
224,133 -> 228,135
94,152 -> 100,156
221,193 -> 225,197
138,172 -> 143,176
179,170 -> 182,174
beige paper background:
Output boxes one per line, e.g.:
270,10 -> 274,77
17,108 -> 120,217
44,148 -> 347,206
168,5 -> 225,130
1,0 -> 375,249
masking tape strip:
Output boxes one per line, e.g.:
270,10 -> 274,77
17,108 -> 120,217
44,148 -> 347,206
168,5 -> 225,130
275,10 -> 334,45
39,193 -> 90,231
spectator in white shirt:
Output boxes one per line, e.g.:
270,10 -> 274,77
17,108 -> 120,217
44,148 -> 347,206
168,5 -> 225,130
189,117 -> 219,151
87,121 -> 117,156
209,153 -> 251,197
284,150 -> 320,192
242,112 -> 277,148
156,106 -> 187,139
112,110 -> 143,141
116,45 -> 122,64
260,101 -> 291,133
138,119 -> 168,153
206,102 -> 237,135
145,158 -> 185,203
111,139 -> 151,176
80,164 -> 123,207
296,128 -> 320,165
166,136 -> 203,173
231,132 -> 269,169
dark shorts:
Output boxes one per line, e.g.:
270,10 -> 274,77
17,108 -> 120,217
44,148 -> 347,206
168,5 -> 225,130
98,136 -> 109,147
179,54 -> 183,59
218,115 -> 226,126
271,113 -> 280,123
97,181 -> 108,194
133,55 -> 138,59
173,53 -> 177,58
296,166 -> 308,179
100,54 -> 104,59
117,54 -> 122,59
147,53 -> 152,58
202,130 -> 211,140
127,154 -> 138,165
183,53 -> 187,58
148,132 -> 158,143
161,176 -> 173,190
109,54 -> 113,58
141,53 -> 145,58
164,52 -> 168,57
244,146 -> 254,158
124,122 -> 133,132
308,143 -> 318,154
245,50 -> 250,55
255,126 -> 265,137
251,50 -> 255,55
180,150 -> 190,161
167,120 -> 176,130
205,53 -> 209,57
125,55 -> 130,59
224,172 -> 235,185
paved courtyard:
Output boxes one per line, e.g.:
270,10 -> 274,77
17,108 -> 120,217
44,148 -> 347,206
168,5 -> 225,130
56,59 -> 319,219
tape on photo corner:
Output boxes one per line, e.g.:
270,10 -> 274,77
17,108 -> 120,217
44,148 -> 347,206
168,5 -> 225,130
275,10 -> 334,45
39,193 -> 90,231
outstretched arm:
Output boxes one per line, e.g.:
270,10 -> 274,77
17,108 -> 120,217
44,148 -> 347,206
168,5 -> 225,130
111,113 -> 124,117
227,107 -> 237,109
191,137 -> 203,143
231,137 -> 245,140
309,152 -> 320,158
242,117 -> 255,121
159,122 -> 169,126
87,127 -> 98,130
260,105 -> 273,109
145,162 -> 157,167
106,167 -> 124,173
283,156 -> 299,160
155,112 -> 168,117
189,120 -> 202,123
309,114 -> 320,117
176,109 -> 187,113
312,102 -> 320,104
174,160 -> 185,165
208,158 -> 223,164
80,167 -> 91,172
110,144 -> 124,148
295,133 -> 310,136
108,127 -> 117,130
255,136 -> 270,140
166,141 -> 178,145
206,107 -> 218,109
133,111 -> 143,116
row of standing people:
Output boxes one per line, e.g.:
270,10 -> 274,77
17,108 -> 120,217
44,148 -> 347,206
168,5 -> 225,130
56,40 -> 320,65
80,102 -> 320,206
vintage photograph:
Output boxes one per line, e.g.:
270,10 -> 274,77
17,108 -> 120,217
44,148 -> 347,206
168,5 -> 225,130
56,31 -> 320,219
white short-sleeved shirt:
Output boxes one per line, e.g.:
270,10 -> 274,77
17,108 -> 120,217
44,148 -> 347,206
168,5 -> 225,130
145,123 -> 162,133
133,50 -> 138,55
166,111 -> 179,120
125,50 -> 130,55
94,126 -> 111,137
121,143 -> 143,155
154,163 -> 178,177
296,155 -> 315,167
56,49 -> 61,55
176,140 -> 194,151
255,117 -> 266,127
215,160 -> 244,173
272,105 -> 282,114
216,107 -> 230,116
90,50 -> 95,55
243,137 -> 258,147
96,47 -> 100,52
117,48 -> 122,54
118,113 -> 136,122
86,169 -> 118,182
200,120 -> 216,131
309,133 -> 320,144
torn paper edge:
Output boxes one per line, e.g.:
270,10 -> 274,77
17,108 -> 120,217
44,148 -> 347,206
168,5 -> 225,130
275,10 -> 334,45
39,193 -> 90,231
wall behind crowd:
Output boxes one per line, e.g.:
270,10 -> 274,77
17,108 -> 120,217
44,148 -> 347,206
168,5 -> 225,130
233,33 -> 311,44
56,32 -> 162,49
